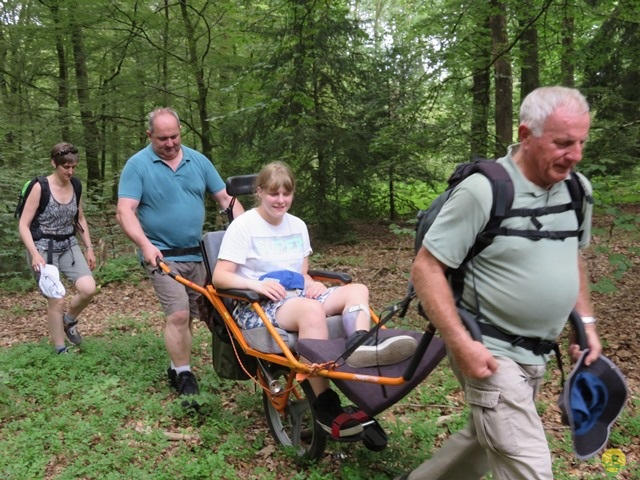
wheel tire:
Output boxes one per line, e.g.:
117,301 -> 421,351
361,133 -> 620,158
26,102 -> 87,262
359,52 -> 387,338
262,367 -> 327,461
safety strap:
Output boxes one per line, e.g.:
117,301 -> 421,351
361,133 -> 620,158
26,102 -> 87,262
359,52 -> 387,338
488,228 -> 579,240
41,237 -> 75,265
481,200 -> 583,242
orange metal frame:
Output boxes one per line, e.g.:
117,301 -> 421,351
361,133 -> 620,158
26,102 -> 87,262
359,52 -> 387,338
157,260 -> 413,387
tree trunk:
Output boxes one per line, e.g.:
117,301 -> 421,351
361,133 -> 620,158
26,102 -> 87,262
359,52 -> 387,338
470,13 -> 491,160
47,4 -> 71,141
0,28 -> 12,166
490,0 -> 512,158
162,0 -> 170,106
69,17 -> 101,192
179,0 -> 212,159
518,0 -> 539,99
561,2 -> 575,87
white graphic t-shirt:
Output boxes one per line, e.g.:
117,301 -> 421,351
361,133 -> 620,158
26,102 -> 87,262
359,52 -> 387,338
217,208 -> 311,280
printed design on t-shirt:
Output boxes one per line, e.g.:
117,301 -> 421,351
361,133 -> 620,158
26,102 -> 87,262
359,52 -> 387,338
252,234 -> 304,259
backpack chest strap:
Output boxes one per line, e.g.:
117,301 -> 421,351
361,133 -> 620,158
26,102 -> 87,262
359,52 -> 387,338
485,227 -> 579,241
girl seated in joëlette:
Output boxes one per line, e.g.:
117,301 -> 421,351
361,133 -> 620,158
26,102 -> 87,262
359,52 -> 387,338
212,161 -> 416,439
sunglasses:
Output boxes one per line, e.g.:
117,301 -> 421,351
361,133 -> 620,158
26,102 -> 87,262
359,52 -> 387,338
55,146 -> 78,157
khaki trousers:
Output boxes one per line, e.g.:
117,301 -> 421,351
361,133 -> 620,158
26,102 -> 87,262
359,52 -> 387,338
408,354 -> 552,480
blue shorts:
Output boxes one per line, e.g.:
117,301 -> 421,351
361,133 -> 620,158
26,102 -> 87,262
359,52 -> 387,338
234,287 -> 337,330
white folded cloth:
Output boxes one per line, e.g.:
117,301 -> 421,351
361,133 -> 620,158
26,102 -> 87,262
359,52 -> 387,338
38,264 -> 66,299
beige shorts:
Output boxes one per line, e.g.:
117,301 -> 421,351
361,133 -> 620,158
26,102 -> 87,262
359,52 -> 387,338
28,244 -> 92,285
145,261 -> 206,319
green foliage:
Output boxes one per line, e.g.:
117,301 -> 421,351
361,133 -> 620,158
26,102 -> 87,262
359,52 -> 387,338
0,276 -> 34,294
0,0 -> 638,244
585,174 -> 640,295
94,254 -> 146,286
389,222 -> 415,238
0,322 -> 456,480
580,2 -> 640,176
609,397 -> 640,447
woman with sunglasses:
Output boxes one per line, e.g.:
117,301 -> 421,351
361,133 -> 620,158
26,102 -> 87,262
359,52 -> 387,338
18,142 -> 97,354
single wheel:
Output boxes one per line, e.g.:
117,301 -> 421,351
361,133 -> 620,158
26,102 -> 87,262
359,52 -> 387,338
262,366 -> 327,461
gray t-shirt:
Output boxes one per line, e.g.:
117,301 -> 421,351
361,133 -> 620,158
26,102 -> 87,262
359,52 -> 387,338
423,145 -> 593,364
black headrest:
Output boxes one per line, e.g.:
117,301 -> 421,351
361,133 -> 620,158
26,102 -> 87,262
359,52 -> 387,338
225,174 -> 257,197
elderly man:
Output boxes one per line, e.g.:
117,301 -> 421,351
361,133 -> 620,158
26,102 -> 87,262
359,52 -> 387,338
399,86 -> 602,480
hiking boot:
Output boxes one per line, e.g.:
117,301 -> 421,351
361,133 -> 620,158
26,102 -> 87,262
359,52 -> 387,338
312,389 -> 363,439
63,315 -> 83,345
345,330 -> 417,368
57,346 -> 76,354
167,368 -> 200,396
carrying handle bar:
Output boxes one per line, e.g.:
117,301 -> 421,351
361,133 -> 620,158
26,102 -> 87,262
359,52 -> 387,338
568,309 -> 588,350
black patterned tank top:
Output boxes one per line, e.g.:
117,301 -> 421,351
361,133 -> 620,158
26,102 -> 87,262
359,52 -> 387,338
34,192 -> 78,252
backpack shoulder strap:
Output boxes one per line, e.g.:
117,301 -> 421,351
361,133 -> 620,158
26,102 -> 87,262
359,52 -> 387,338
70,176 -> 84,233
36,176 -> 83,214
447,160 -> 514,302
70,176 -> 82,205
566,171 -> 592,229
462,160 -> 513,218
35,176 -> 50,216
455,160 -> 514,263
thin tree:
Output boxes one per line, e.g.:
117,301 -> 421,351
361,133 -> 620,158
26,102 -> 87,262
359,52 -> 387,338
470,9 -> 491,160
68,14 -> 101,191
518,0 -> 540,98
490,0 -> 512,158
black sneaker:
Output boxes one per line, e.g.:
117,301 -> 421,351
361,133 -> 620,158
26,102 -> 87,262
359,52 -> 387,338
63,315 -> 83,345
345,330 -> 417,368
313,389 -> 363,439
167,368 -> 200,395
168,368 -> 200,409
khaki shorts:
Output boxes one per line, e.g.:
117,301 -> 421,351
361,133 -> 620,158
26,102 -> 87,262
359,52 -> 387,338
28,244 -> 92,285
145,261 -> 205,319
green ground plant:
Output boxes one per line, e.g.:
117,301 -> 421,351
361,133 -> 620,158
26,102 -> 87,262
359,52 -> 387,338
93,254 -> 147,286
2,318 -> 631,480
0,321 -> 451,480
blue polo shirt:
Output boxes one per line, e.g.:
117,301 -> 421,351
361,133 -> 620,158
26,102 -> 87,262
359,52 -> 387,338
118,144 -> 226,261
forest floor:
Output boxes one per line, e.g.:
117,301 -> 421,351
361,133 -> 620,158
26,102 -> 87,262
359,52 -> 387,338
1,212 -> 638,478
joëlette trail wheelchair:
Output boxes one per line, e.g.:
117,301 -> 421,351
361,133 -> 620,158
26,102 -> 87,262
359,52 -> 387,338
157,174 -> 588,461
156,174 -> 448,461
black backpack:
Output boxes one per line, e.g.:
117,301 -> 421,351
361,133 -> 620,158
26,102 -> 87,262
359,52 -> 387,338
414,158 -> 591,305
15,176 -> 83,241
406,158 -> 591,376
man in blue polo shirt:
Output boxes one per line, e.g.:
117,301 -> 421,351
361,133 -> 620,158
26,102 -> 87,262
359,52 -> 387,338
116,107 -> 243,404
